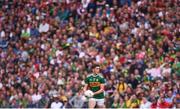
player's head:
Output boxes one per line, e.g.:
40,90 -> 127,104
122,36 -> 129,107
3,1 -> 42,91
92,64 -> 100,74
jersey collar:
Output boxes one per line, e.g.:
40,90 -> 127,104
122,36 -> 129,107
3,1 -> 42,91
92,73 -> 98,77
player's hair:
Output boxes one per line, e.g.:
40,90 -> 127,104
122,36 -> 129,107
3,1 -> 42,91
92,64 -> 100,69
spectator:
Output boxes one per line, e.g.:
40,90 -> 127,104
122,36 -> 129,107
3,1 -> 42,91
69,92 -> 85,108
116,77 -> 127,94
128,74 -> 139,89
140,97 -> 152,109
50,95 -> 64,109
81,0 -> 91,9
39,20 -> 50,33
126,94 -> 140,108
156,96 -> 172,108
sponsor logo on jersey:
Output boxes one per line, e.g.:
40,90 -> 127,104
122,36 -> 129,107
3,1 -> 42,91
89,82 -> 100,87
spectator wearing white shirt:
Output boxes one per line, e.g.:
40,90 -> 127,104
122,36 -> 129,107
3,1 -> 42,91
21,51 -> 29,62
66,0 -> 75,4
81,0 -> 90,9
0,30 -> 5,38
32,92 -> 42,104
50,95 -> 63,109
51,101 -> 63,109
161,63 -> 172,77
140,97 -> 152,109
39,20 -> 50,33
146,63 -> 167,78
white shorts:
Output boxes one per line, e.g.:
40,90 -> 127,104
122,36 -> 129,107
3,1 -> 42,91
89,98 -> 105,106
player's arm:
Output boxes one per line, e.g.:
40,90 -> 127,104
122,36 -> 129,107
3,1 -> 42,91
93,83 -> 105,95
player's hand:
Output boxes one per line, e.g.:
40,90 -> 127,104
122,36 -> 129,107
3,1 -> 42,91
84,90 -> 94,98
91,92 -> 94,97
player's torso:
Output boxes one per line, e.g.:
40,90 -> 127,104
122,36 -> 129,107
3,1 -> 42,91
87,74 -> 105,99
88,75 -> 101,90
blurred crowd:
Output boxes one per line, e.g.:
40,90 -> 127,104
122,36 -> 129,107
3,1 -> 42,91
0,0 -> 179,108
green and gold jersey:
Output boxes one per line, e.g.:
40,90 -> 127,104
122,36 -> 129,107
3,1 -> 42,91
85,74 -> 105,99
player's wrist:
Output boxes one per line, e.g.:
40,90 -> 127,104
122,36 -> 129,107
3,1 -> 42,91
93,92 -> 97,95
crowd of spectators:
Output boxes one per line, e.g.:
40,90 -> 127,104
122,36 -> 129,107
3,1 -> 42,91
0,0 -> 179,108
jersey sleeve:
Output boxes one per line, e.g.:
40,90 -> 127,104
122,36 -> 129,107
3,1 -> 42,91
100,77 -> 105,84
85,77 -> 89,84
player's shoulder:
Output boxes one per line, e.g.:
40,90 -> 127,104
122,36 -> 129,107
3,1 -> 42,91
87,73 -> 94,78
97,73 -> 104,78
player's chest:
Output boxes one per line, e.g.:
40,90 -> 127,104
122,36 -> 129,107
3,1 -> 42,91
89,77 -> 100,87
